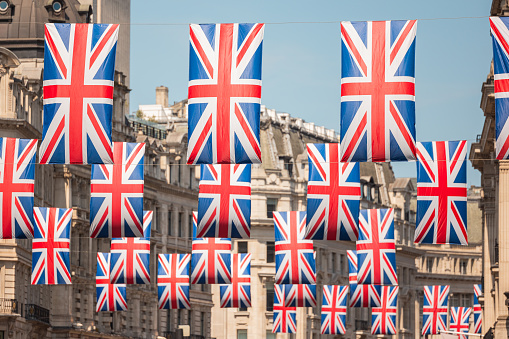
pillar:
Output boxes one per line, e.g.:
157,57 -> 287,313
484,202 -> 496,331
496,161 -> 509,339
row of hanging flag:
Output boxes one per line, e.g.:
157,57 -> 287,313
39,18 -> 509,168
421,285 -> 483,337
273,284 -> 482,335
32,208 -> 152,286
4,137 -> 468,245
195,141 -> 468,246
1,138 -> 146,239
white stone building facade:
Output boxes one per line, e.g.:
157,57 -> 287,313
152,99 -> 482,339
470,1 -> 509,339
0,1 -> 211,338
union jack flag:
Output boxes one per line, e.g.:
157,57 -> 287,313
191,214 -> 232,284
490,17 -> 509,159
0,138 -> 37,239
274,211 -> 316,284
31,207 -> 72,285
187,23 -> 264,165
473,284 -> 482,334
347,250 -> 382,307
219,253 -> 251,308
96,252 -> 127,312
273,284 -> 297,333
109,211 -> 151,284
356,208 -> 397,285
197,164 -> 251,238
41,23 -> 118,164
450,307 -> 472,339
422,285 -> 450,335
340,20 -> 417,162
350,284 -> 382,308
321,285 -> 348,335
158,254 -> 191,310
371,286 -> 399,335
305,143 -> 361,240
347,250 -> 357,284
282,284 -> 317,307
90,142 -> 145,238
415,140 -> 468,245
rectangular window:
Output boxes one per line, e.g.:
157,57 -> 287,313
189,167 -> 194,189
154,206 -> 159,231
177,309 -> 182,325
461,293 -> 471,307
450,294 -> 459,307
168,210 -> 172,236
267,198 -> 278,218
266,284 -> 274,311
266,241 -> 275,263
460,259 -> 468,274
201,312 -> 205,336
177,160 -> 181,184
167,310 -> 172,332
237,329 -> 247,339
331,253 -> 336,272
426,258 -> 434,273
266,331 -> 276,339
189,214 -> 194,238
284,161 -> 293,177
237,241 -> 248,253
178,213 -> 183,237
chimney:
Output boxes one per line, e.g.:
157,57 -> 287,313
156,86 -> 169,108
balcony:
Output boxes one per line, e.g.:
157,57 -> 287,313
24,303 -> 50,324
0,298 -> 18,314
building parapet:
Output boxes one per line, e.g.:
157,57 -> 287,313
260,105 -> 339,141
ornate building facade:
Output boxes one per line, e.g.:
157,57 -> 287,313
470,1 -> 509,339
0,1 -> 486,338
153,98 -> 482,339
0,1 -> 211,338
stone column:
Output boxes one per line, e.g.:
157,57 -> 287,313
50,169 -> 73,327
484,202 -> 496,330
399,297 -> 404,336
162,204 -> 168,236
415,292 -> 421,339
496,161 -> 509,339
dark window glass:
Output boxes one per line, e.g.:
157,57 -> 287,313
237,241 -> 248,253
177,160 -> 181,184
168,211 -> 172,236
154,207 -> 159,232
178,213 -> 183,237
167,309 -> 172,331
201,312 -> 205,336
237,329 -> 247,339
284,162 -> 293,177
266,284 -> 274,311
267,198 -> 277,218
267,242 -> 275,263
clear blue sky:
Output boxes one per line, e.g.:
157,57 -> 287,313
130,0 -> 490,186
